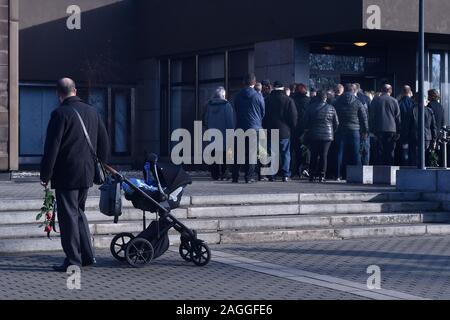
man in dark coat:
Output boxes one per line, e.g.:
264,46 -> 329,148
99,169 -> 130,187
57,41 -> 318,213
261,79 -> 272,99
427,89 -> 445,131
231,73 -> 265,184
354,83 -> 371,165
263,81 -> 298,182
406,98 -> 437,166
369,84 -> 401,165
398,85 -> 415,165
40,78 -> 110,272
331,84 -> 344,105
334,83 -> 369,180
427,89 -> 445,166
291,83 -> 311,178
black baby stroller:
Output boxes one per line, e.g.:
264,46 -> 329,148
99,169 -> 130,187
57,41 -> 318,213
105,154 -> 211,268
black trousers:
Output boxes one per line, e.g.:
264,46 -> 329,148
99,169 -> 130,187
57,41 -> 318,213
375,132 -> 397,165
232,135 -> 258,182
56,188 -> 94,267
309,140 -> 332,178
209,150 -> 229,180
409,140 -> 432,167
291,137 -> 311,177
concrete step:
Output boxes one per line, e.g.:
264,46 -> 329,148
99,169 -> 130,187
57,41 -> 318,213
217,212 -> 450,231
3,219 -> 450,253
3,211 -> 443,239
4,222 -> 450,253
2,199 -> 437,226
0,192 -> 422,212
0,217 -> 219,239
187,201 -> 441,218
190,192 -> 421,206
220,224 -> 450,244
0,208 -> 188,225
0,196 -> 190,212
0,232 -> 220,254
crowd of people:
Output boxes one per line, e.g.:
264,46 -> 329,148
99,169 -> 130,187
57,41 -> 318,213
203,73 -> 446,183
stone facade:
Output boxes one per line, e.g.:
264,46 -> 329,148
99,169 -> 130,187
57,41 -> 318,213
0,0 -> 9,171
0,0 -> 18,173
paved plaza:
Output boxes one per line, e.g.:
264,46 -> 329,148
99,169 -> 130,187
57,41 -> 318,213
2,235 -> 450,300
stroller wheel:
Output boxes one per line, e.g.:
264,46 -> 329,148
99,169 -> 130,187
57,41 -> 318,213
179,241 -> 192,262
190,242 -> 211,267
125,238 -> 154,268
110,233 -> 135,262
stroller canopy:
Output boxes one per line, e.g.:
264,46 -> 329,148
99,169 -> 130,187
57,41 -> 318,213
155,163 -> 192,194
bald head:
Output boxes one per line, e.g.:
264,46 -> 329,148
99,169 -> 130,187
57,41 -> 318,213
381,84 -> 393,95
56,78 -> 77,101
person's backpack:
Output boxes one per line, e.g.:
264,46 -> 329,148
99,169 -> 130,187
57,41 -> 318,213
99,176 -> 122,223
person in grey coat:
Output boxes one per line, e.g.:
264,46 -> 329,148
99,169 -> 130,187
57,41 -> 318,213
369,84 -> 401,165
203,87 -> 235,180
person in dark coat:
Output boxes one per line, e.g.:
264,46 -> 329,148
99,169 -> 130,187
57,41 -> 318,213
203,87 -> 235,180
304,91 -> 339,182
427,89 -> 445,166
327,84 -> 345,180
331,84 -> 344,106
354,83 -> 371,165
261,79 -> 272,99
40,78 -> 110,272
263,81 -> 298,182
334,84 -> 369,180
369,84 -> 401,165
427,89 -> 445,131
406,96 -> 437,167
354,83 -> 371,108
398,85 -> 415,165
231,73 -> 265,184
291,83 -> 311,178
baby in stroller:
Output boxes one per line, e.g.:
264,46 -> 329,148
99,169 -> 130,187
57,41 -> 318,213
106,154 -> 211,268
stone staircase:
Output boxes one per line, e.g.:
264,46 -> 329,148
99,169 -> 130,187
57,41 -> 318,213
0,191 -> 450,253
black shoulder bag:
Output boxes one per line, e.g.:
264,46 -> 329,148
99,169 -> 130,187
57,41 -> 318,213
72,108 -> 106,185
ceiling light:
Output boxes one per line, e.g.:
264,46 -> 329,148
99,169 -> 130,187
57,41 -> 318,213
354,42 -> 368,47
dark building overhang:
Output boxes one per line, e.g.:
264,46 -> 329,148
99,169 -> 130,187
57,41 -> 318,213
19,0 -> 138,84
137,0 -> 364,57
138,0 -> 450,58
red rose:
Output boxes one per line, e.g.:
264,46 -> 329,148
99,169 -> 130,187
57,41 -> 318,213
45,225 -> 52,233
46,212 -> 53,220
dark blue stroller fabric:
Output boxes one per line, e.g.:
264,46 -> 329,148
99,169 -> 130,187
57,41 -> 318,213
123,162 -> 192,213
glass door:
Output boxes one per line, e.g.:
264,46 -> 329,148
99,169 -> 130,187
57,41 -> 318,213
428,51 -> 448,126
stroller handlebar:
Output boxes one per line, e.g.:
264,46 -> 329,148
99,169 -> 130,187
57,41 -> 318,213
104,164 -> 123,180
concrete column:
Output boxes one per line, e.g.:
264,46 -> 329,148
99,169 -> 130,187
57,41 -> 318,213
135,58 -> 161,167
254,38 -> 310,86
